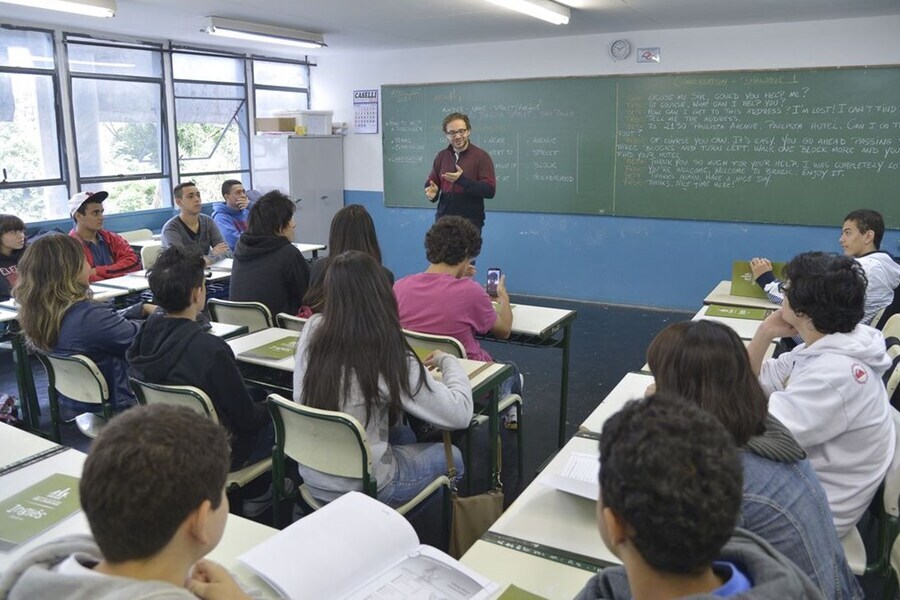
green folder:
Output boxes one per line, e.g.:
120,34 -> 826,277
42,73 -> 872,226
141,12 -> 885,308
730,261 -> 786,299
498,584 -> 548,600
705,304 -> 771,320
0,473 -> 81,547
239,336 -> 299,360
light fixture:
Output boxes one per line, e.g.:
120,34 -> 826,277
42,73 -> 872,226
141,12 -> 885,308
204,17 -> 326,49
0,0 -> 115,18
485,0 -> 570,25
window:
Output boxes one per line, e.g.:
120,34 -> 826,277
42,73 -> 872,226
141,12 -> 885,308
172,52 -> 250,203
253,59 -> 308,118
67,36 -> 170,213
0,27 -> 69,220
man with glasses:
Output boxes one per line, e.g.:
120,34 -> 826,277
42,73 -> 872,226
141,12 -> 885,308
425,112 -> 496,233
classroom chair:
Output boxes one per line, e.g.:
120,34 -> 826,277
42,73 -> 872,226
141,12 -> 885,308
840,409 -> 900,596
118,228 -> 153,243
207,298 -> 273,333
141,244 -> 163,270
885,358 -> 900,411
129,378 -> 273,517
883,314 -> 900,352
276,313 -> 307,332
35,352 -> 112,442
403,328 -> 525,482
266,393 -> 451,532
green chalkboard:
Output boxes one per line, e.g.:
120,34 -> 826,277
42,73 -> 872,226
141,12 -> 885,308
381,67 -> 900,226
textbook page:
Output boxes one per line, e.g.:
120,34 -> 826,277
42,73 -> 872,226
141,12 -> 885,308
238,492 -> 497,599
537,451 -> 600,501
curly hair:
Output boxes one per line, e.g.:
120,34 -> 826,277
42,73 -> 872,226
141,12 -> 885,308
81,405 -> 229,563
600,393 -> 742,575
647,320 -> 768,446
442,112 -> 471,133
783,251 -> 866,334
424,216 -> 482,266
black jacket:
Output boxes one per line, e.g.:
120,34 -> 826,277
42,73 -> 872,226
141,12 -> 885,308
230,234 -> 310,319
126,315 -> 269,470
0,248 -> 24,302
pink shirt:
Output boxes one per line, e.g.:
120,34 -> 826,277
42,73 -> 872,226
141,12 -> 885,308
394,272 -> 498,362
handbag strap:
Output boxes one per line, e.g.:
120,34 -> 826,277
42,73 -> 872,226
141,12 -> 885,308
442,431 -> 458,480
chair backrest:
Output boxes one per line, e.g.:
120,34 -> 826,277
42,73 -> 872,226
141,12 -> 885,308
883,314 -> 900,342
141,244 -> 164,270
875,283 -> 900,330
886,357 -> 900,411
402,328 -> 466,359
882,410 -> 900,518
267,394 -> 375,494
119,228 -> 153,243
37,353 -> 108,404
207,298 -> 273,333
276,313 -> 307,332
130,378 -> 219,424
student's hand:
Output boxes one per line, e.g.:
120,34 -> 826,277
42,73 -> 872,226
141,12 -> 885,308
423,350 -> 447,370
463,264 -> 476,278
644,383 -> 656,397
211,243 -> 229,257
425,180 -> 439,201
495,275 -> 510,302
758,309 -> 798,340
187,559 -> 251,600
749,257 -> 773,279
236,198 -> 249,211
441,167 -> 463,183
141,303 -> 159,318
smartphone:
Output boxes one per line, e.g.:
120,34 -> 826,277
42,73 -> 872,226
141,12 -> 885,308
486,267 -> 501,298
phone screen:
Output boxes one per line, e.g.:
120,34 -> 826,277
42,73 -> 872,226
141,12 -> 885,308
486,268 -> 501,297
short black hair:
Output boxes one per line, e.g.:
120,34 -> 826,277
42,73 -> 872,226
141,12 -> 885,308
221,179 -> 242,199
0,214 -> 25,235
246,190 -> 295,236
80,405 -> 230,563
844,209 -> 885,249
147,246 -> 206,312
424,216 -> 482,266
173,182 -> 197,199
600,393 -> 742,575
783,251 -> 866,334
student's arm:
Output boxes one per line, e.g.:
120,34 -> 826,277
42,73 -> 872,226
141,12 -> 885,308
768,377 -> 849,448
213,212 -> 240,251
81,303 -> 144,355
457,152 -> 497,199
750,257 -> 785,303
490,276 -> 513,339
208,344 -> 269,432
93,232 -> 140,280
403,351 -> 474,430
159,219 -> 181,249
286,247 -> 312,313
747,309 -> 797,375
205,217 -> 231,264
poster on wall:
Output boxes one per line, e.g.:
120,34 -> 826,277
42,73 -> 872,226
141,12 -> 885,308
353,89 -> 379,134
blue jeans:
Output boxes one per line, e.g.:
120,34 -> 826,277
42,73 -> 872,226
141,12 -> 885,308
378,425 -> 463,507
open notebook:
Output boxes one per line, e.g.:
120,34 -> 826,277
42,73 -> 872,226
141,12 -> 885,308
239,491 -> 498,599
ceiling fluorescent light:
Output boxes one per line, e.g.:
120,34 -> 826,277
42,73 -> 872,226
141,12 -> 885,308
485,0 -> 570,24
205,17 -> 326,49
0,0 -> 115,18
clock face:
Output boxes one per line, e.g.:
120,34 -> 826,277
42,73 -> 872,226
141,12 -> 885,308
610,39 -> 631,60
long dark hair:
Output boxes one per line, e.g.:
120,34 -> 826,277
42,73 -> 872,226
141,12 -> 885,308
301,251 -> 426,425
646,320 -> 768,445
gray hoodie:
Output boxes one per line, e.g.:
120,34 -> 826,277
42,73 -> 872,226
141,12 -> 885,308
573,528 -> 824,600
0,535 -> 195,600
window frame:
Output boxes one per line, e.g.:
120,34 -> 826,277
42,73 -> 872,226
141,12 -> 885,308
251,55 -> 311,118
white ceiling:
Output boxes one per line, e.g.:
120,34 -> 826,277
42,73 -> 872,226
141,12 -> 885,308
2,0 -> 900,57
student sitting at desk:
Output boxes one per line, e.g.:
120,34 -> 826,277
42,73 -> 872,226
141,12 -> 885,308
212,179 -> 250,251
750,209 -> 900,326
127,246 -> 274,473
67,191 -> 140,282
647,320 -> 861,600
161,182 -> 231,266
229,190 -> 310,319
15,234 -> 155,412
0,213 -> 26,302
301,204 -> 393,315
0,405 -> 251,599
575,394 -> 823,600
393,216 -> 521,426
294,251 -> 473,507
747,251 -> 895,537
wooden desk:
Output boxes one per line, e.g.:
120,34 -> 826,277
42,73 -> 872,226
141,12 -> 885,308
292,243 -> 326,259
0,439 -> 279,597
581,372 -> 654,434
480,302 -> 577,448
703,280 -> 779,310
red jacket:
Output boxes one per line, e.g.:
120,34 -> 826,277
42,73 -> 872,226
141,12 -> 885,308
69,229 -> 141,282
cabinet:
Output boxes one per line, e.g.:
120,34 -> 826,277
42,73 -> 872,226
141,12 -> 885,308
252,135 -> 343,248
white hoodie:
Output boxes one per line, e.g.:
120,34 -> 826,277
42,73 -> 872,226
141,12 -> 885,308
857,251 -> 900,324
760,325 -> 895,537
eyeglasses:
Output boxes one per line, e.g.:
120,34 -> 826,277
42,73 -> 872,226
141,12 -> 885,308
445,129 -> 468,138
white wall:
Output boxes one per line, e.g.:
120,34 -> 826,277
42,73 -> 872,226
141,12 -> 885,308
311,15 -> 900,192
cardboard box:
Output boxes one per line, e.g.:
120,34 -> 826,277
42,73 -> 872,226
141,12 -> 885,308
255,117 -> 296,133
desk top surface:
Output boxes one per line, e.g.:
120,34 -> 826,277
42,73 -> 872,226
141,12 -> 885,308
293,243 -> 326,254
0,423 -> 60,473
509,303 -> 576,338
703,280 -> 779,310
92,275 -> 152,292
581,372 -> 654,434
692,305 -> 767,340
228,327 -> 299,372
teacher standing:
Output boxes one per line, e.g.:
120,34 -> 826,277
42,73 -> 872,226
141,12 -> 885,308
425,112 -> 496,233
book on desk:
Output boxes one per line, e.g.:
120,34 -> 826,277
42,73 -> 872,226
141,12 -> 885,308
239,336 -> 299,361
730,261 -> 786,300
239,491 -> 498,599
